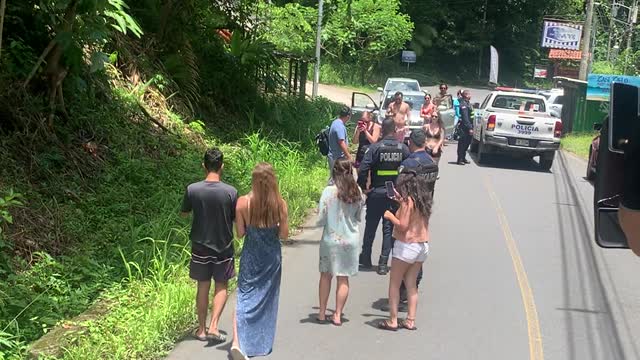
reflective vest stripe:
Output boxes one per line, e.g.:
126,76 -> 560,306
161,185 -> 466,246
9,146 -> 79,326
377,170 -> 399,176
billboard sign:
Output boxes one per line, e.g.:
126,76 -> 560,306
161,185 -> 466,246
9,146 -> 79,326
541,21 -> 583,50
548,49 -> 582,60
401,51 -> 416,63
587,74 -> 640,101
534,66 -> 548,79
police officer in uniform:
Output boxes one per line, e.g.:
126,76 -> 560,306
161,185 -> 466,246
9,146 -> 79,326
456,90 -> 474,165
358,118 -> 410,275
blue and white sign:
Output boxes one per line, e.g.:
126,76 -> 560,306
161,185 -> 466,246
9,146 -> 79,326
587,74 -> 640,101
541,21 -> 583,50
401,50 -> 416,64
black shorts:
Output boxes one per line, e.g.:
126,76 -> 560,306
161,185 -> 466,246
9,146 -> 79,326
189,243 -> 235,282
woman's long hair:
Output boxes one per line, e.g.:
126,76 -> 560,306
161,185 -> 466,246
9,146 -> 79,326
250,162 -> 284,227
332,158 -> 361,204
396,171 -> 432,221
431,111 -> 445,131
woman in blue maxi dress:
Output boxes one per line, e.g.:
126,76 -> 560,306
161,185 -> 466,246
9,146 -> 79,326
231,163 -> 289,360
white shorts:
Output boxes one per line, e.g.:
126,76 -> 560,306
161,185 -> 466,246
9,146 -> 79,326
392,241 -> 429,264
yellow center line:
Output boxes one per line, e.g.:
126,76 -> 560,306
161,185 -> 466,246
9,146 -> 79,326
484,176 -> 544,360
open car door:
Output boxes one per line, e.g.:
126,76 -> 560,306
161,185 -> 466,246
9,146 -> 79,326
593,82 -> 632,248
351,92 -> 379,123
437,95 -> 456,136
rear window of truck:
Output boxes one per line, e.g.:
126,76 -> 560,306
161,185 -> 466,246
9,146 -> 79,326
492,95 -> 546,112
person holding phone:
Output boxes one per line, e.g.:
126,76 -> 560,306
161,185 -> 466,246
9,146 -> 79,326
378,169 -> 433,331
353,111 -> 381,168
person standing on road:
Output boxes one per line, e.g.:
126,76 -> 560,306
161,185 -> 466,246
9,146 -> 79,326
450,90 -> 462,140
316,158 -> 364,326
386,91 -> 411,142
420,93 -> 435,122
328,106 -> 353,182
353,111 -> 381,168
433,82 -> 450,107
180,148 -> 238,343
231,163 -> 289,360
425,112 -> 445,165
378,169 -> 433,331
358,118 -> 410,275
456,90 -> 474,165
385,129 -> 436,313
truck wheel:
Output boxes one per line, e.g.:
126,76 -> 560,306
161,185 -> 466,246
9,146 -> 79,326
477,139 -> 488,164
539,152 -> 555,171
470,137 -> 479,153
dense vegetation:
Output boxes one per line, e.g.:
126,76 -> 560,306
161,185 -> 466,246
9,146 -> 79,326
0,1 -> 340,358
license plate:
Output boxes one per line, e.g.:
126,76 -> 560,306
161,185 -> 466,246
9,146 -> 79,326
515,139 -> 530,147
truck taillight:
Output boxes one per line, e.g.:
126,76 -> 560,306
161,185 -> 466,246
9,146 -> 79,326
554,121 -> 562,138
486,115 -> 496,131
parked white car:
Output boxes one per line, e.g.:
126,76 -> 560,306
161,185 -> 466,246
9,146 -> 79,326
376,78 -> 421,106
470,90 -> 562,170
541,88 -> 564,118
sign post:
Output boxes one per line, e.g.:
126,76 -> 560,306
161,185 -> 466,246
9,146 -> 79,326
401,50 -> 416,70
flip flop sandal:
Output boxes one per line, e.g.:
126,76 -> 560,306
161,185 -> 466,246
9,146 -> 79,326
399,319 -> 418,331
206,332 -> 226,342
330,318 -> 342,327
230,346 -> 248,360
377,320 -> 398,332
192,330 -> 208,342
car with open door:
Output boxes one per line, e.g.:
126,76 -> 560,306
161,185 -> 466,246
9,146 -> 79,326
352,91 -> 456,138
376,78 -> 421,107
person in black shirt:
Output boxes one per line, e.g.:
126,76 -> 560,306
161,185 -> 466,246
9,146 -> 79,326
358,118 -> 410,275
181,148 -> 238,342
456,90 -> 474,165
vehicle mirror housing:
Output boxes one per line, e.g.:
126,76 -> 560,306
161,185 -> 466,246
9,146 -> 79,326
593,123 -> 603,131
595,206 -> 628,248
377,87 -> 383,92
437,105 -> 447,112
365,103 -> 377,110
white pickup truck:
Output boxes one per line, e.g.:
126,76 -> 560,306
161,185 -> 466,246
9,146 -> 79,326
470,90 -> 562,170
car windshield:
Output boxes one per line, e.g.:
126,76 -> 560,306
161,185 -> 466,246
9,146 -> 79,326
383,95 -> 425,110
492,95 -> 546,112
386,81 -> 420,92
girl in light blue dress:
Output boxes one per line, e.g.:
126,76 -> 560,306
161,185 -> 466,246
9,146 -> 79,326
317,158 -> 364,326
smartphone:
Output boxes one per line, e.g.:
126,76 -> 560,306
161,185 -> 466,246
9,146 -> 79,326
385,181 -> 395,199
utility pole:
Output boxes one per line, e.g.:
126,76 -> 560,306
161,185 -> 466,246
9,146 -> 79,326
312,0 -> 324,99
478,0 -> 488,79
623,0 -> 637,74
579,0 -> 595,80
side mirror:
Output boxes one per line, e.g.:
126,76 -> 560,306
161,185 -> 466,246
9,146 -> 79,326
473,102 -> 480,109
593,123 -> 603,131
550,110 -> 560,118
437,105 -> 447,112
377,87 -> 383,92
595,206 -> 629,248
365,103 -> 377,110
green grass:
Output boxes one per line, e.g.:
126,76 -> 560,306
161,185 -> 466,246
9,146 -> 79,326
0,82 -> 339,359
561,132 -> 597,160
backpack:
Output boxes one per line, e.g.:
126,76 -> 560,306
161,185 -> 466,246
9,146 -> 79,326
316,126 -> 330,156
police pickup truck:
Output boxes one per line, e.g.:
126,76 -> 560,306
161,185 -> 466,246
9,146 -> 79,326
470,90 -> 562,170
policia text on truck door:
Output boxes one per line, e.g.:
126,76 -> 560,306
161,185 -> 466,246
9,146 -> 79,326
594,82 -> 640,256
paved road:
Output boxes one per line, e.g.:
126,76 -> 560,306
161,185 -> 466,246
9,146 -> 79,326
305,82 -> 492,108
167,144 -> 640,360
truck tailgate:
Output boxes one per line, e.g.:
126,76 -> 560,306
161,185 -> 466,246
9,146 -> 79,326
489,109 -> 558,142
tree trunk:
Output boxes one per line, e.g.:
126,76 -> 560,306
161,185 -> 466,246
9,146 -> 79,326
0,0 -> 6,61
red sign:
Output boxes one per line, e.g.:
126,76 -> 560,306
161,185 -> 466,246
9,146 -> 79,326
548,49 -> 582,60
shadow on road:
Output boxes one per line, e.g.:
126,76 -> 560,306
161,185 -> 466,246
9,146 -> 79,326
553,152 -> 635,360
470,152 -> 552,173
